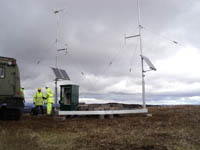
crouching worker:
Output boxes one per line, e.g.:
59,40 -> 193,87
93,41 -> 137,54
33,88 -> 45,115
45,86 -> 54,115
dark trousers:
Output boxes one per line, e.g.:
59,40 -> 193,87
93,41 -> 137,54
36,105 -> 44,114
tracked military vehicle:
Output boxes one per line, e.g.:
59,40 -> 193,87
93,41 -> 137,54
0,56 -> 24,120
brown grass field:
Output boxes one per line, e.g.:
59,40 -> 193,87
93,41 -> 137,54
0,106 -> 200,150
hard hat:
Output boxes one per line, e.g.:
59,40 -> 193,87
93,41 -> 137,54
45,85 -> 49,87
38,88 -> 41,90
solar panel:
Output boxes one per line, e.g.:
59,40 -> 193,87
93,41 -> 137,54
52,68 -> 63,79
51,68 -> 70,80
60,69 -> 70,80
141,55 -> 156,71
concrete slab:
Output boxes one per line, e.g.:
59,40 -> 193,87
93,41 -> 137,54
58,108 -> 148,116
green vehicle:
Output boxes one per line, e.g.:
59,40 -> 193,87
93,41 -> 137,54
0,56 -> 24,120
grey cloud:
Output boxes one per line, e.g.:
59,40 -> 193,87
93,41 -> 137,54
1,0 -> 200,104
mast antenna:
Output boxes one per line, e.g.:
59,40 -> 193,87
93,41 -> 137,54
125,0 -> 156,108
52,8 -> 68,111
53,8 -> 66,68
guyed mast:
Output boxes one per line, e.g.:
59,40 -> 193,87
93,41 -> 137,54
125,0 -> 156,108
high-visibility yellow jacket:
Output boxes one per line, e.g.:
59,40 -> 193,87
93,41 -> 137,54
20,88 -> 24,98
46,88 -> 54,104
33,92 -> 45,106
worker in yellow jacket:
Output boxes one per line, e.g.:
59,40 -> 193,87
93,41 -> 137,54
20,87 -> 25,103
45,86 -> 54,115
33,88 -> 45,114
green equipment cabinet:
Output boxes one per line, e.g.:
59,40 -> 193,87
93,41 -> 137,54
60,84 -> 79,111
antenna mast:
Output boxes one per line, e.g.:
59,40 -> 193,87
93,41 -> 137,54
54,9 -> 66,68
125,0 -> 147,108
137,0 -> 146,108
55,10 -> 60,68
53,9 -> 67,110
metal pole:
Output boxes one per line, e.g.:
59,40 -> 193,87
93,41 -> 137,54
54,11 -> 61,111
137,0 -> 146,108
55,78 -> 58,110
56,55 -> 58,68
55,11 -> 60,68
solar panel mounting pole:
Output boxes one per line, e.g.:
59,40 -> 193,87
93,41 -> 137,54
55,78 -> 58,110
55,12 -> 59,68
125,1 -> 157,108
55,14 -> 59,111
54,9 -> 65,110
137,0 -> 146,108
54,10 -> 60,111
125,0 -> 146,108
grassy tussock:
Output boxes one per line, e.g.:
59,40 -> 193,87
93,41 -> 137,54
0,129 -> 41,150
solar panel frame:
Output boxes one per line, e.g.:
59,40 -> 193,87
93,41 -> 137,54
51,67 -> 70,80
52,68 -> 63,79
141,55 -> 156,71
60,69 -> 70,80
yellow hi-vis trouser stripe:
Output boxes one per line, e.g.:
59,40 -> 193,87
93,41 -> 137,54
47,103 -> 52,115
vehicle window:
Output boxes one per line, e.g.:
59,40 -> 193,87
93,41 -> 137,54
0,67 -> 4,78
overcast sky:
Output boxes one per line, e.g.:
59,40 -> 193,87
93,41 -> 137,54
1,0 -> 200,105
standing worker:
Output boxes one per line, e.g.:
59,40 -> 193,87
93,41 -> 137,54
45,86 -> 54,115
20,87 -> 25,103
33,88 -> 45,114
